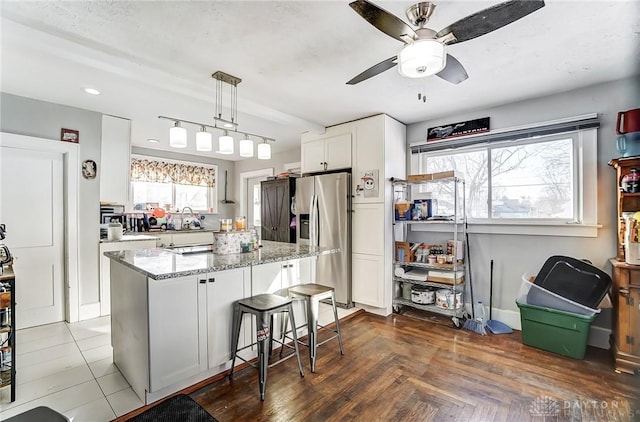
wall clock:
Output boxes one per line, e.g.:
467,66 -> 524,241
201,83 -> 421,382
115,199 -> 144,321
82,159 -> 97,179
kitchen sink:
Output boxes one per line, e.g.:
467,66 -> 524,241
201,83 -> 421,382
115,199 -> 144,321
164,244 -> 214,255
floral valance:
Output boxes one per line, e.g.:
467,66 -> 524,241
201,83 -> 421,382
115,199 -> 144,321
130,158 -> 216,187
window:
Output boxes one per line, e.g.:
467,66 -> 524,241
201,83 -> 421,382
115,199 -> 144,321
410,116 -> 599,236
130,157 -> 217,212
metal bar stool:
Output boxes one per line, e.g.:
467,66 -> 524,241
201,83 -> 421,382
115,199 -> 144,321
281,283 -> 344,372
229,293 -> 304,400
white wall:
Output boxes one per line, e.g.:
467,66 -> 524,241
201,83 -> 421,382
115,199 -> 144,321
1,92 -> 102,314
406,76 -> 640,333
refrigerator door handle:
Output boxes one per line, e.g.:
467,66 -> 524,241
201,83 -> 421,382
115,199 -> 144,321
310,194 -> 319,247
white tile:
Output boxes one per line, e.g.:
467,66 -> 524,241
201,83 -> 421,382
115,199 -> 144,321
76,333 -> 111,351
17,341 -> 81,368
17,351 -> 86,384
88,357 -> 119,379
16,322 -> 71,344
0,363 -> 94,411
106,387 -> 144,417
0,380 -> 103,419
16,329 -> 75,355
97,372 -> 129,396
81,344 -> 112,363
64,397 -> 116,422
66,317 -> 111,342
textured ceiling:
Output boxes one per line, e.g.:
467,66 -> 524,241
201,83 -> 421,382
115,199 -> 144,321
1,1 -> 638,160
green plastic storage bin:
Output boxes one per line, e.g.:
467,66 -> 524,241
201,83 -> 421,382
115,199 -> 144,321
516,300 -> 596,359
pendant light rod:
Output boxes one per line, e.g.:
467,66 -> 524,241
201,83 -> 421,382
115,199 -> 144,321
158,115 -> 275,143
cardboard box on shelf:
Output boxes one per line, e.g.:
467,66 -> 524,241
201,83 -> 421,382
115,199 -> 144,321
407,171 -> 457,182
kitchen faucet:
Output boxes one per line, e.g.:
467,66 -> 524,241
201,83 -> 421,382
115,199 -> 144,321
181,207 -> 194,229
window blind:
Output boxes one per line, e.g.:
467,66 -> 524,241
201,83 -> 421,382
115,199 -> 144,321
411,113 -> 600,154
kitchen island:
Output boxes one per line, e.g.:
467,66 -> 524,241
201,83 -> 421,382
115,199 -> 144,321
105,241 -> 337,404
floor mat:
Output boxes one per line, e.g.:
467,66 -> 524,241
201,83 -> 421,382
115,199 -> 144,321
129,394 -> 218,422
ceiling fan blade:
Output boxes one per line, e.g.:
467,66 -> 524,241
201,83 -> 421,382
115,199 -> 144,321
436,54 -> 468,84
436,0 -> 545,45
349,0 -> 416,43
346,56 -> 397,85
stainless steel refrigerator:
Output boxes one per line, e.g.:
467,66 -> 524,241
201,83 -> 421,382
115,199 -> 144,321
296,172 -> 352,307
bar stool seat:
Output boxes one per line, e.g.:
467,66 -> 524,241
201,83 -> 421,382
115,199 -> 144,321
229,293 -> 304,400
282,283 -> 344,372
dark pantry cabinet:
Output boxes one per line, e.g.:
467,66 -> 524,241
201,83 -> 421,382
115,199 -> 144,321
261,177 -> 296,243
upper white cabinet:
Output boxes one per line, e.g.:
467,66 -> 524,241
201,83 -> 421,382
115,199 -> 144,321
301,132 -> 352,174
352,114 -> 406,204
100,115 -> 131,206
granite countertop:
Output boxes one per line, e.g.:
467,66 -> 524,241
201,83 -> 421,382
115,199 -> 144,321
104,240 -> 338,280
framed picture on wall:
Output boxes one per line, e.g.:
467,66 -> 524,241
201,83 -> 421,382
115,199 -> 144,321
61,128 -> 79,143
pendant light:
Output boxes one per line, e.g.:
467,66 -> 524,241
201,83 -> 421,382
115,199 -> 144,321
218,131 -> 234,155
257,139 -> 271,160
196,126 -> 212,151
239,135 -> 254,157
169,121 -> 187,148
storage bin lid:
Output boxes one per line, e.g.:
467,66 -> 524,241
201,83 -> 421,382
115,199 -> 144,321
534,256 -> 611,308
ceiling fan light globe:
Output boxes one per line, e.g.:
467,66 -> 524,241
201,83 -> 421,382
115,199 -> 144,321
398,39 -> 446,78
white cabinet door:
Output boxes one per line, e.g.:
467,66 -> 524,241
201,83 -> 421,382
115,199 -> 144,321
148,275 -> 201,392
252,261 -> 285,295
100,115 -> 131,205
301,139 -> 326,173
325,133 -> 352,171
352,203 -> 385,255
205,268 -> 247,368
100,239 -> 156,316
352,253 -> 385,307
301,133 -> 352,173
353,116 -> 384,203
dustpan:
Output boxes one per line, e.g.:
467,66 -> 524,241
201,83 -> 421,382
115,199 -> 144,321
486,260 -> 513,334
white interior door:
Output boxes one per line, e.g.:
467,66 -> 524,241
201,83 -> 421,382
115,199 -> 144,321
0,146 -> 65,328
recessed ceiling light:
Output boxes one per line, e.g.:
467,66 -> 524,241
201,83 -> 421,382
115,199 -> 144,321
83,87 -> 100,95
147,138 -> 159,143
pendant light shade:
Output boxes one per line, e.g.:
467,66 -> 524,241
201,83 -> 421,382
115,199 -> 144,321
218,132 -> 234,155
169,122 -> 187,148
257,140 -> 271,160
196,127 -> 212,151
239,137 -> 254,157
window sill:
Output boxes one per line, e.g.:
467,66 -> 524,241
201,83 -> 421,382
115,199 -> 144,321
410,221 -> 602,237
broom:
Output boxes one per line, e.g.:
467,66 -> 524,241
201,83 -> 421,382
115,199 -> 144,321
462,228 -> 487,335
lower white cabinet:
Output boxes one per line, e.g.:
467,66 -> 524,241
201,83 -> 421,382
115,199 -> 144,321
148,268 -> 249,392
99,239 -> 156,316
352,203 -> 384,255
202,268 -> 249,368
252,259 -> 313,338
148,275 -> 201,393
352,253 -> 385,307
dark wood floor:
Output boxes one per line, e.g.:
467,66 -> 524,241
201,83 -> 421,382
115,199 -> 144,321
186,311 -> 640,421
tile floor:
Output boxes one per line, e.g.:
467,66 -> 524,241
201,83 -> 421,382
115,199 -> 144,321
0,304 -> 359,421
0,316 -> 141,421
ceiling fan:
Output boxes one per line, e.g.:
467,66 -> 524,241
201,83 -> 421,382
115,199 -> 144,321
347,0 -> 545,85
